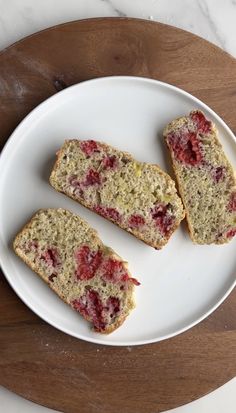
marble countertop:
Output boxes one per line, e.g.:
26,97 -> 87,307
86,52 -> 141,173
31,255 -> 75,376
0,0 -> 236,58
0,0 -> 236,412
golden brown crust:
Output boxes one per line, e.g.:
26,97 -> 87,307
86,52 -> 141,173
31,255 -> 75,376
49,141 -> 185,249
13,209 -> 135,334
163,152 -> 197,244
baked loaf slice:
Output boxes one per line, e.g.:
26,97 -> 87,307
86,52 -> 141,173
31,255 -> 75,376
13,208 -> 139,333
164,110 -> 236,244
49,140 -> 184,249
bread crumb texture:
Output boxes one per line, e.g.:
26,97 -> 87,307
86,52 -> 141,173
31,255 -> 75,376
13,209 -> 139,333
50,140 -> 184,249
164,110 -> 236,244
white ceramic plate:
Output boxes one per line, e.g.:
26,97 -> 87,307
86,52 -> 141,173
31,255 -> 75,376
0,76 -> 236,346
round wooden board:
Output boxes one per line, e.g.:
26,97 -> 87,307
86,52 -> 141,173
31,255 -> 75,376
1,17 -> 236,413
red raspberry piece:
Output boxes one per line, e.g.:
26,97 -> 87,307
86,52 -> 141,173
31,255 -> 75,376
72,296 -> 89,316
72,289 -> 106,332
228,193 -> 236,212
94,205 -> 121,222
105,297 -> 120,318
40,248 -> 61,281
167,131 -> 202,166
118,272 -> 140,286
40,248 -> 60,268
226,228 -> 236,239
211,166 -> 226,183
105,207 -> 120,221
100,258 -> 139,286
75,246 -> 102,280
151,204 -> 174,236
130,277 -> 141,286
101,258 -> 127,282
68,175 -> 80,187
68,175 -> 84,197
102,155 -> 118,170
83,169 -> 101,186
72,292 -> 123,331
190,111 -> 212,134
128,214 -> 145,228
80,140 -> 100,157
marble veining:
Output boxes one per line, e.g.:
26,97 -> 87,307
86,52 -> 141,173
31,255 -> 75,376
100,0 -> 127,17
196,0 -> 226,49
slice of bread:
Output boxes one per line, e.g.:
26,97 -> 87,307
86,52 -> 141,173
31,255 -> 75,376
49,140 -> 184,249
13,208 -> 139,333
163,110 -> 236,244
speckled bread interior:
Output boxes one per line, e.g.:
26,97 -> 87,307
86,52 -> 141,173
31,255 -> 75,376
50,140 -> 185,249
13,208 -> 139,333
164,110 -> 236,244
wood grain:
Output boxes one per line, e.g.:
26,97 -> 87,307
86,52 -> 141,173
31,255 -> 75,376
0,17 -> 236,413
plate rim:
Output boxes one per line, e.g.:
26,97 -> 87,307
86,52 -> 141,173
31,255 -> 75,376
0,75 -> 236,346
